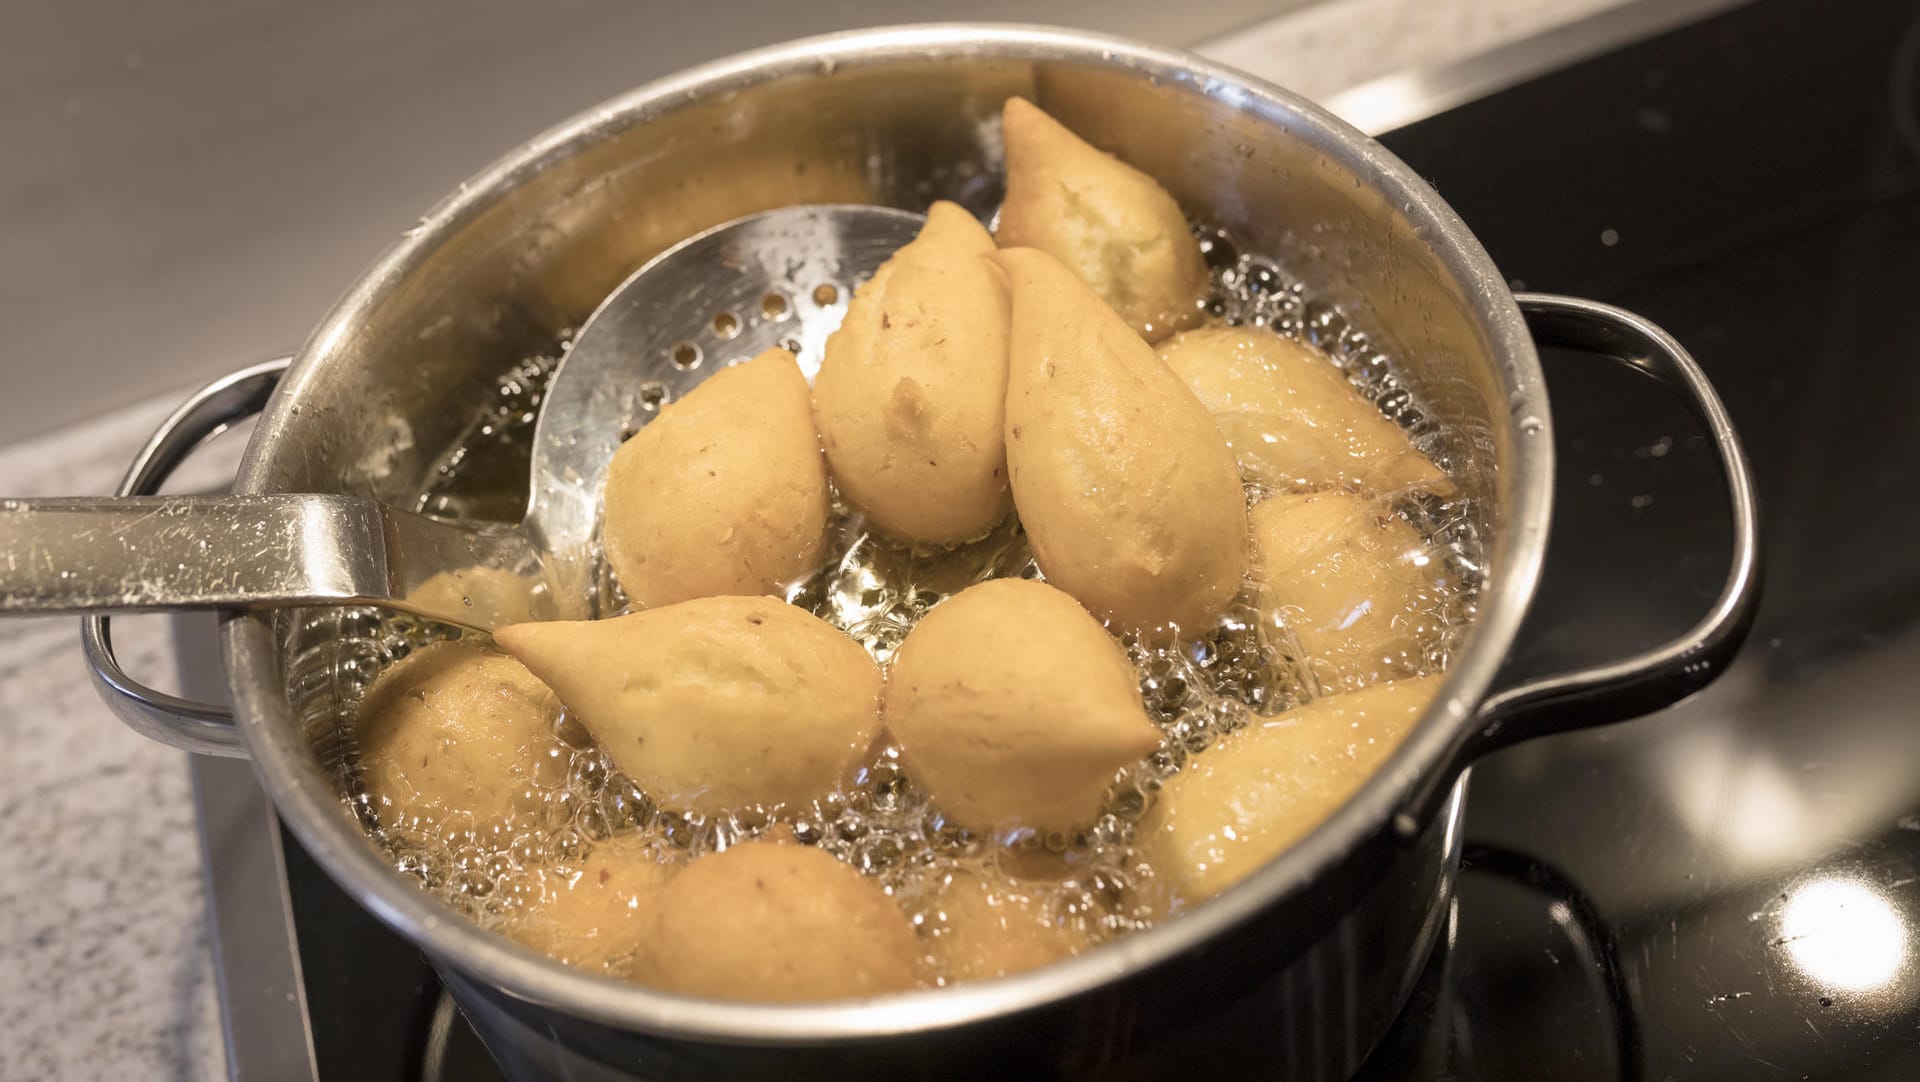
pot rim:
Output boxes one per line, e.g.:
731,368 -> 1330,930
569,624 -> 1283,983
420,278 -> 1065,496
225,22 -> 1550,1042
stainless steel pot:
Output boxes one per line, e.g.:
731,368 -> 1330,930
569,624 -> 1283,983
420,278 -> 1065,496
27,24 -> 1759,1081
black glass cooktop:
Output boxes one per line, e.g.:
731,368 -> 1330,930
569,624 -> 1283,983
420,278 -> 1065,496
188,0 -> 1920,1077
1363,0 -> 1920,1076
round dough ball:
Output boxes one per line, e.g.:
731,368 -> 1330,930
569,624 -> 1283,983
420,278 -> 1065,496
996,97 -> 1207,342
994,247 -> 1248,633
354,641 -> 563,830
924,864 -> 1086,983
493,596 -> 882,815
642,841 -> 920,1002
503,835 -> 676,974
601,347 -> 830,609
884,579 -> 1161,835
814,201 -> 1012,544
1142,677 -> 1439,909
1156,325 -> 1453,497
1249,492 -> 1442,691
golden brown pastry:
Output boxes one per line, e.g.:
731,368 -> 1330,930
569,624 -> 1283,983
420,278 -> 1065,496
994,247 -> 1248,633
883,578 -> 1161,835
493,596 -> 882,815
503,835 -> 676,973
1249,492 -> 1441,690
355,641 -> 562,830
642,841 -> 920,1001
924,864 -> 1086,982
601,347 -> 830,609
997,97 -> 1208,342
1156,325 -> 1452,496
1142,676 -> 1440,908
813,201 -> 1012,544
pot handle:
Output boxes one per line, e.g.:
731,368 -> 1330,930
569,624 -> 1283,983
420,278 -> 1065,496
79,358 -> 290,758
1399,294 -> 1762,836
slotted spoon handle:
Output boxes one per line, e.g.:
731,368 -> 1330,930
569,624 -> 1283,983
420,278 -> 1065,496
0,493 -> 541,631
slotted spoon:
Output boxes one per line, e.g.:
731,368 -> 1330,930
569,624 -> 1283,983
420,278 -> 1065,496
0,204 -> 926,629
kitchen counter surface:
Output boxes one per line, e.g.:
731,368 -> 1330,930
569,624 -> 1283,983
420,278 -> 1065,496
0,0 -> 1645,1076
0,400 -> 239,1081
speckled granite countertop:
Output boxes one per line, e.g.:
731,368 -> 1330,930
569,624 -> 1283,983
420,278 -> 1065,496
0,1 -> 1633,1077
0,399 -> 238,1080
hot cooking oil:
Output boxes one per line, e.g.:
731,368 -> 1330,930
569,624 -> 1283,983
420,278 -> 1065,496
298,225 -> 1486,984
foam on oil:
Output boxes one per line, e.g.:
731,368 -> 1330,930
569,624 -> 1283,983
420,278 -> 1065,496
299,227 -> 1485,982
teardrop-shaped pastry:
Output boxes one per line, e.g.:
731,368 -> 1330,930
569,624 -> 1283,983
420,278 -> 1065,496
1157,325 -> 1452,496
642,841 -> 921,1002
601,347 -> 830,608
494,596 -> 882,815
924,862 -> 1089,982
997,97 -> 1208,342
1142,676 -> 1441,908
995,246 -> 1247,633
1250,491 -> 1441,691
883,578 -> 1161,835
504,835 -> 676,974
813,201 -> 1012,543
355,642 -> 562,831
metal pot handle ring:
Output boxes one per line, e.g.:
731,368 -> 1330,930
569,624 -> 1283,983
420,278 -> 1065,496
1399,294 -> 1763,835
79,358 -> 290,759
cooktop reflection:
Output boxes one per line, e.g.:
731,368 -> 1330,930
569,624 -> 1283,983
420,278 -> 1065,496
184,0 -> 1920,1077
